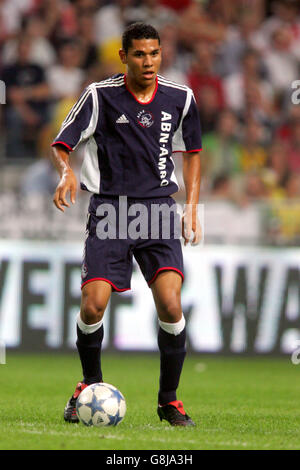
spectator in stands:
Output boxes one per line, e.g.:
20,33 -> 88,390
73,0 -> 100,72
187,41 -> 225,118
187,34 -> 229,137
2,15 -> 57,68
178,0 -> 227,50
94,0 -> 136,47
47,39 -> 84,100
244,171 -> 269,201
76,12 -> 99,70
236,119 -> 268,173
267,141 -> 290,197
216,8 -> 265,77
286,119 -> 300,173
243,78 -> 276,128
47,38 -> 86,148
269,172 -> 300,243
35,0 -> 77,46
224,48 -> 273,119
284,173 -> 300,198
202,109 -> 240,180
1,34 -> 50,159
75,0 -> 99,17
94,0 -> 140,72
130,0 -> 177,32
160,39 -> 187,85
264,26 -> 299,96
254,0 -> 300,52
196,85 -> 221,135
210,173 -> 234,200
276,105 -> 300,143
0,0 -> 33,47
205,0 -> 236,27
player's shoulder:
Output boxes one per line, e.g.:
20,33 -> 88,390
157,74 -> 192,99
89,74 -> 125,95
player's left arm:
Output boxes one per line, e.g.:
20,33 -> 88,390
173,88 -> 202,245
182,151 -> 202,246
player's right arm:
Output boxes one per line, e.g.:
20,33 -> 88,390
50,84 -> 97,211
51,144 -> 77,212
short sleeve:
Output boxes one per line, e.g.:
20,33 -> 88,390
172,88 -> 202,153
51,84 -> 98,151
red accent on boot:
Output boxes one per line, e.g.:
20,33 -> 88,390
73,382 -> 88,399
163,400 -> 186,415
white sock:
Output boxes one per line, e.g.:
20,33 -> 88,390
77,312 -> 103,335
158,314 -> 185,336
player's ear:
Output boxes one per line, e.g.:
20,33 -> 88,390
119,49 -> 127,65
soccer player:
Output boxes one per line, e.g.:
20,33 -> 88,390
51,22 -> 202,427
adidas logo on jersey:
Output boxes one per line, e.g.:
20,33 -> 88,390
116,114 -> 129,124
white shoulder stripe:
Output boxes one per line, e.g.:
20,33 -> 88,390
59,88 -> 93,135
101,75 -> 124,82
158,74 -> 187,86
56,77 -> 124,141
57,84 -> 99,150
62,87 -> 91,129
94,76 -> 124,87
158,80 -> 188,92
73,85 -> 99,150
171,87 -> 193,153
94,81 -> 124,89
158,75 -> 187,91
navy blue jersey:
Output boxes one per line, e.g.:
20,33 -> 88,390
52,74 -> 202,198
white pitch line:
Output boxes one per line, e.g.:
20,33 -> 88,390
12,423 -> 199,445
6,425 -> 295,449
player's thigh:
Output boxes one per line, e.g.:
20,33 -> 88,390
150,270 -> 183,323
80,280 -> 112,324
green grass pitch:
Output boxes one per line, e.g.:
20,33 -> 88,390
0,352 -> 300,450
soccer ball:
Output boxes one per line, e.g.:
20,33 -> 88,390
76,382 -> 126,427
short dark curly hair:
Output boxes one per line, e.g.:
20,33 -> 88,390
122,22 -> 160,54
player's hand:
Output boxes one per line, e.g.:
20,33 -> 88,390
53,169 -> 77,212
182,203 -> 202,246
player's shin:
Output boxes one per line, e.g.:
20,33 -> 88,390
157,315 -> 186,405
76,313 -> 104,385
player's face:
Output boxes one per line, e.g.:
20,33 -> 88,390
120,38 -> 162,88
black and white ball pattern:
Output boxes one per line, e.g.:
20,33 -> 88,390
76,383 -> 126,427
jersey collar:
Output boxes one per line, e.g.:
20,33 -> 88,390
124,74 -> 158,105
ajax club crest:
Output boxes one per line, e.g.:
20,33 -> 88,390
137,110 -> 154,128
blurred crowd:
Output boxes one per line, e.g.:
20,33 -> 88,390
1,0 -> 300,243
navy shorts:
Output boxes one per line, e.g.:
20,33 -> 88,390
81,195 -> 184,291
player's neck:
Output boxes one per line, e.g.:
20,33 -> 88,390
125,74 -> 157,103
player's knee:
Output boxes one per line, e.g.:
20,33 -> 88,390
81,297 -> 106,324
158,296 -> 182,323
